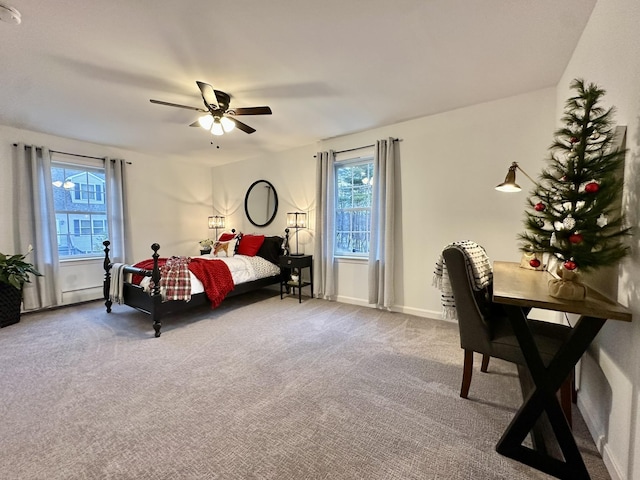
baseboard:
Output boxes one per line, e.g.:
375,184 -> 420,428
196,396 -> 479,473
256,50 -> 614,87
333,296 -> 451,323
334,295 -> 371,307
577,395 -> 624,480
391,305 -> 447,321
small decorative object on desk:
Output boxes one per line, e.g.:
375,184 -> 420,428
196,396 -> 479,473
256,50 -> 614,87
519,249 -> 545,271
548,264 -> 586,300
290,273 -> 299,283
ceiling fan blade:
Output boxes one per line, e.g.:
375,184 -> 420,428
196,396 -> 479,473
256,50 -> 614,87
196,81 -> 219,110
231,106 -> 273,116
150,99 -> 206,112
189,120 -> 201,127
229,117 -> 256,134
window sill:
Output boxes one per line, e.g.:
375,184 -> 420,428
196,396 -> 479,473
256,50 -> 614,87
335,256 -> 368,264
60,256 -> 103,264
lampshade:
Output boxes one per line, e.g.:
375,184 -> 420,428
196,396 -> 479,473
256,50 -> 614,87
220,116 -> 235,133
198,115 -> 214,130
495,162 -> 522,192
208,215 -> 225,229
287,212 -> 307,255
287,212 -> 307,228
211,118 -> 224,136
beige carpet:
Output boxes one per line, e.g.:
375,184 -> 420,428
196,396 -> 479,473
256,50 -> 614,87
0,290 -> 610,479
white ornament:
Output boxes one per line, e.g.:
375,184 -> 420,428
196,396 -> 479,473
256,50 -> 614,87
563,215 -> 576,230
597,214 -> 608,228
550,232 -> 557,246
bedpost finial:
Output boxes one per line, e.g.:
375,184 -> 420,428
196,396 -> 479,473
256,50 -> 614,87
151,243 -> 160,253
103,240 -> 110,247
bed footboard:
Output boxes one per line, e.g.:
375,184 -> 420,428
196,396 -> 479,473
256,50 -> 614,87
103,241 -> 164,336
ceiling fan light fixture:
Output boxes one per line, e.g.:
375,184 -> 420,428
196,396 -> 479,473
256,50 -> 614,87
197,114 -> 213,130
211,118 -> 224,136
220,116 -> 235,133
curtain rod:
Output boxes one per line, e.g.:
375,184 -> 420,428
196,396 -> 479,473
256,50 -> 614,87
314,138 -> 401,158
13,144 -> 132,163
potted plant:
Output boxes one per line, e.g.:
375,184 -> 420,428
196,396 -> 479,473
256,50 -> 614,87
0,246 -> 42,328
199,238 -> 214,255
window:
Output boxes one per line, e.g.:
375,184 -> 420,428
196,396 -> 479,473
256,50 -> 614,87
335,157 -> 374,256
51,161 -> 108,259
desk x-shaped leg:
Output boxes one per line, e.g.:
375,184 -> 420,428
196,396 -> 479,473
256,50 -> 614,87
496,305 -> 606,480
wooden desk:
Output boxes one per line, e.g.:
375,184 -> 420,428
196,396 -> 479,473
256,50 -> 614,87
492,261 -> 631,479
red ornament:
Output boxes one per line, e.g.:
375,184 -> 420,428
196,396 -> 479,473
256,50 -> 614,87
570,137 -> 579,144
529,258 -> 541,268
564,260 -> 577,271
534,202 -> 545,212
569,233 -> 583,244
585,182 -> 600,193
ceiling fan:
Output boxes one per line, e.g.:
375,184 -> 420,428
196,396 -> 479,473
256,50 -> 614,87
150,81 -> 272,135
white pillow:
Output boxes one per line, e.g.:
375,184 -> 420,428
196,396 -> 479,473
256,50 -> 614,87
212,238 -> 238,257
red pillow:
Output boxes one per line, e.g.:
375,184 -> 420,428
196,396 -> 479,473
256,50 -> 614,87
218,232 -> 236,242
236,234 -> 265,256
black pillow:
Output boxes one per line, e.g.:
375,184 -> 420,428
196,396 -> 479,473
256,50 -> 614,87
256,236 -> 283,265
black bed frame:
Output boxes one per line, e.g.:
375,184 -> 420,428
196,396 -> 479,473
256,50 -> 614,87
102,240 -> 285,337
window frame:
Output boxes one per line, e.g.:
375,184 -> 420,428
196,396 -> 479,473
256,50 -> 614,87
51,155 -> 109,261
334,149 -> 375,258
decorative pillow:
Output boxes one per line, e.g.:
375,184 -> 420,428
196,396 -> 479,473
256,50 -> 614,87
256,236 -> 283,265
212,238 -> 238,257
236,234 -> 265,257
218,232 -> 236,242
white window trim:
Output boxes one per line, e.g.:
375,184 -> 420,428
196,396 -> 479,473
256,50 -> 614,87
334,147 -> 375,258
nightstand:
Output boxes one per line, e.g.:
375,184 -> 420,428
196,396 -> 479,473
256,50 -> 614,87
279,254 -> 313,303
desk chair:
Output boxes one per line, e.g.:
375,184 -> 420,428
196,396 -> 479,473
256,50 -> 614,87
442,246 -> 574,427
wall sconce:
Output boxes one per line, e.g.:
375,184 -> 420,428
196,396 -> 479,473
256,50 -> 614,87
286,212 -> 307,256
495,162 -> 535,192
208,215 -> 225,239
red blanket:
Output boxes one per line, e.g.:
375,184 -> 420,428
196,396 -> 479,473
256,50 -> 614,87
131,258 -> 167,285
131,257 -> 234,308
189,258 -> 234,308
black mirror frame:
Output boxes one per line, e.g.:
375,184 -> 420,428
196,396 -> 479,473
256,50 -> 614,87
244,179 -> 278,227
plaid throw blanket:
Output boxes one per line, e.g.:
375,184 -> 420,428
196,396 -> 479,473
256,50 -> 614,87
432,241 -> 493,320
160,256 -> 192,302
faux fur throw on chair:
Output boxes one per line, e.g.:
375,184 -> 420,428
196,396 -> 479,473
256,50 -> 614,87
432,241 -> 493,320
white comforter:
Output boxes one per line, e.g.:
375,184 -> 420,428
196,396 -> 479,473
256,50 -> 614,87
138,254 -> 281,294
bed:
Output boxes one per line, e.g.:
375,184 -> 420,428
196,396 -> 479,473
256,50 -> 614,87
102,232 -> 287,337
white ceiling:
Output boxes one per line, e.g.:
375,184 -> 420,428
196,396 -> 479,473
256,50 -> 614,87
0,0 -> 596,166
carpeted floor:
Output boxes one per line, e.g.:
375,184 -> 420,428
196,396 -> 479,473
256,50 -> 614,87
0,290 -> 610,479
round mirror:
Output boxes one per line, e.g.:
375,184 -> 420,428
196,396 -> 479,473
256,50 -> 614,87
245,180 -> 278,227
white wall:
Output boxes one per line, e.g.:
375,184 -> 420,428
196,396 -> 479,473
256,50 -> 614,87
0,125 -> 214,305
211,87 -> 557,317
555,1 -> 640,479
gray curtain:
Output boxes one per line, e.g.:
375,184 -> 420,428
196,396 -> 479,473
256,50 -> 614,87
105,158 -> 130,263
368,138 -> 396,308
13,144 -> 62,310
313,150 -> 336,300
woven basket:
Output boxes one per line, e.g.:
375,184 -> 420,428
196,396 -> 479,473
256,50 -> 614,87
0,283 -> 22,328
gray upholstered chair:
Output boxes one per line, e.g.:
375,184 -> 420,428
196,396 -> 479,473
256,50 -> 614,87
442,246 -> 574,427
